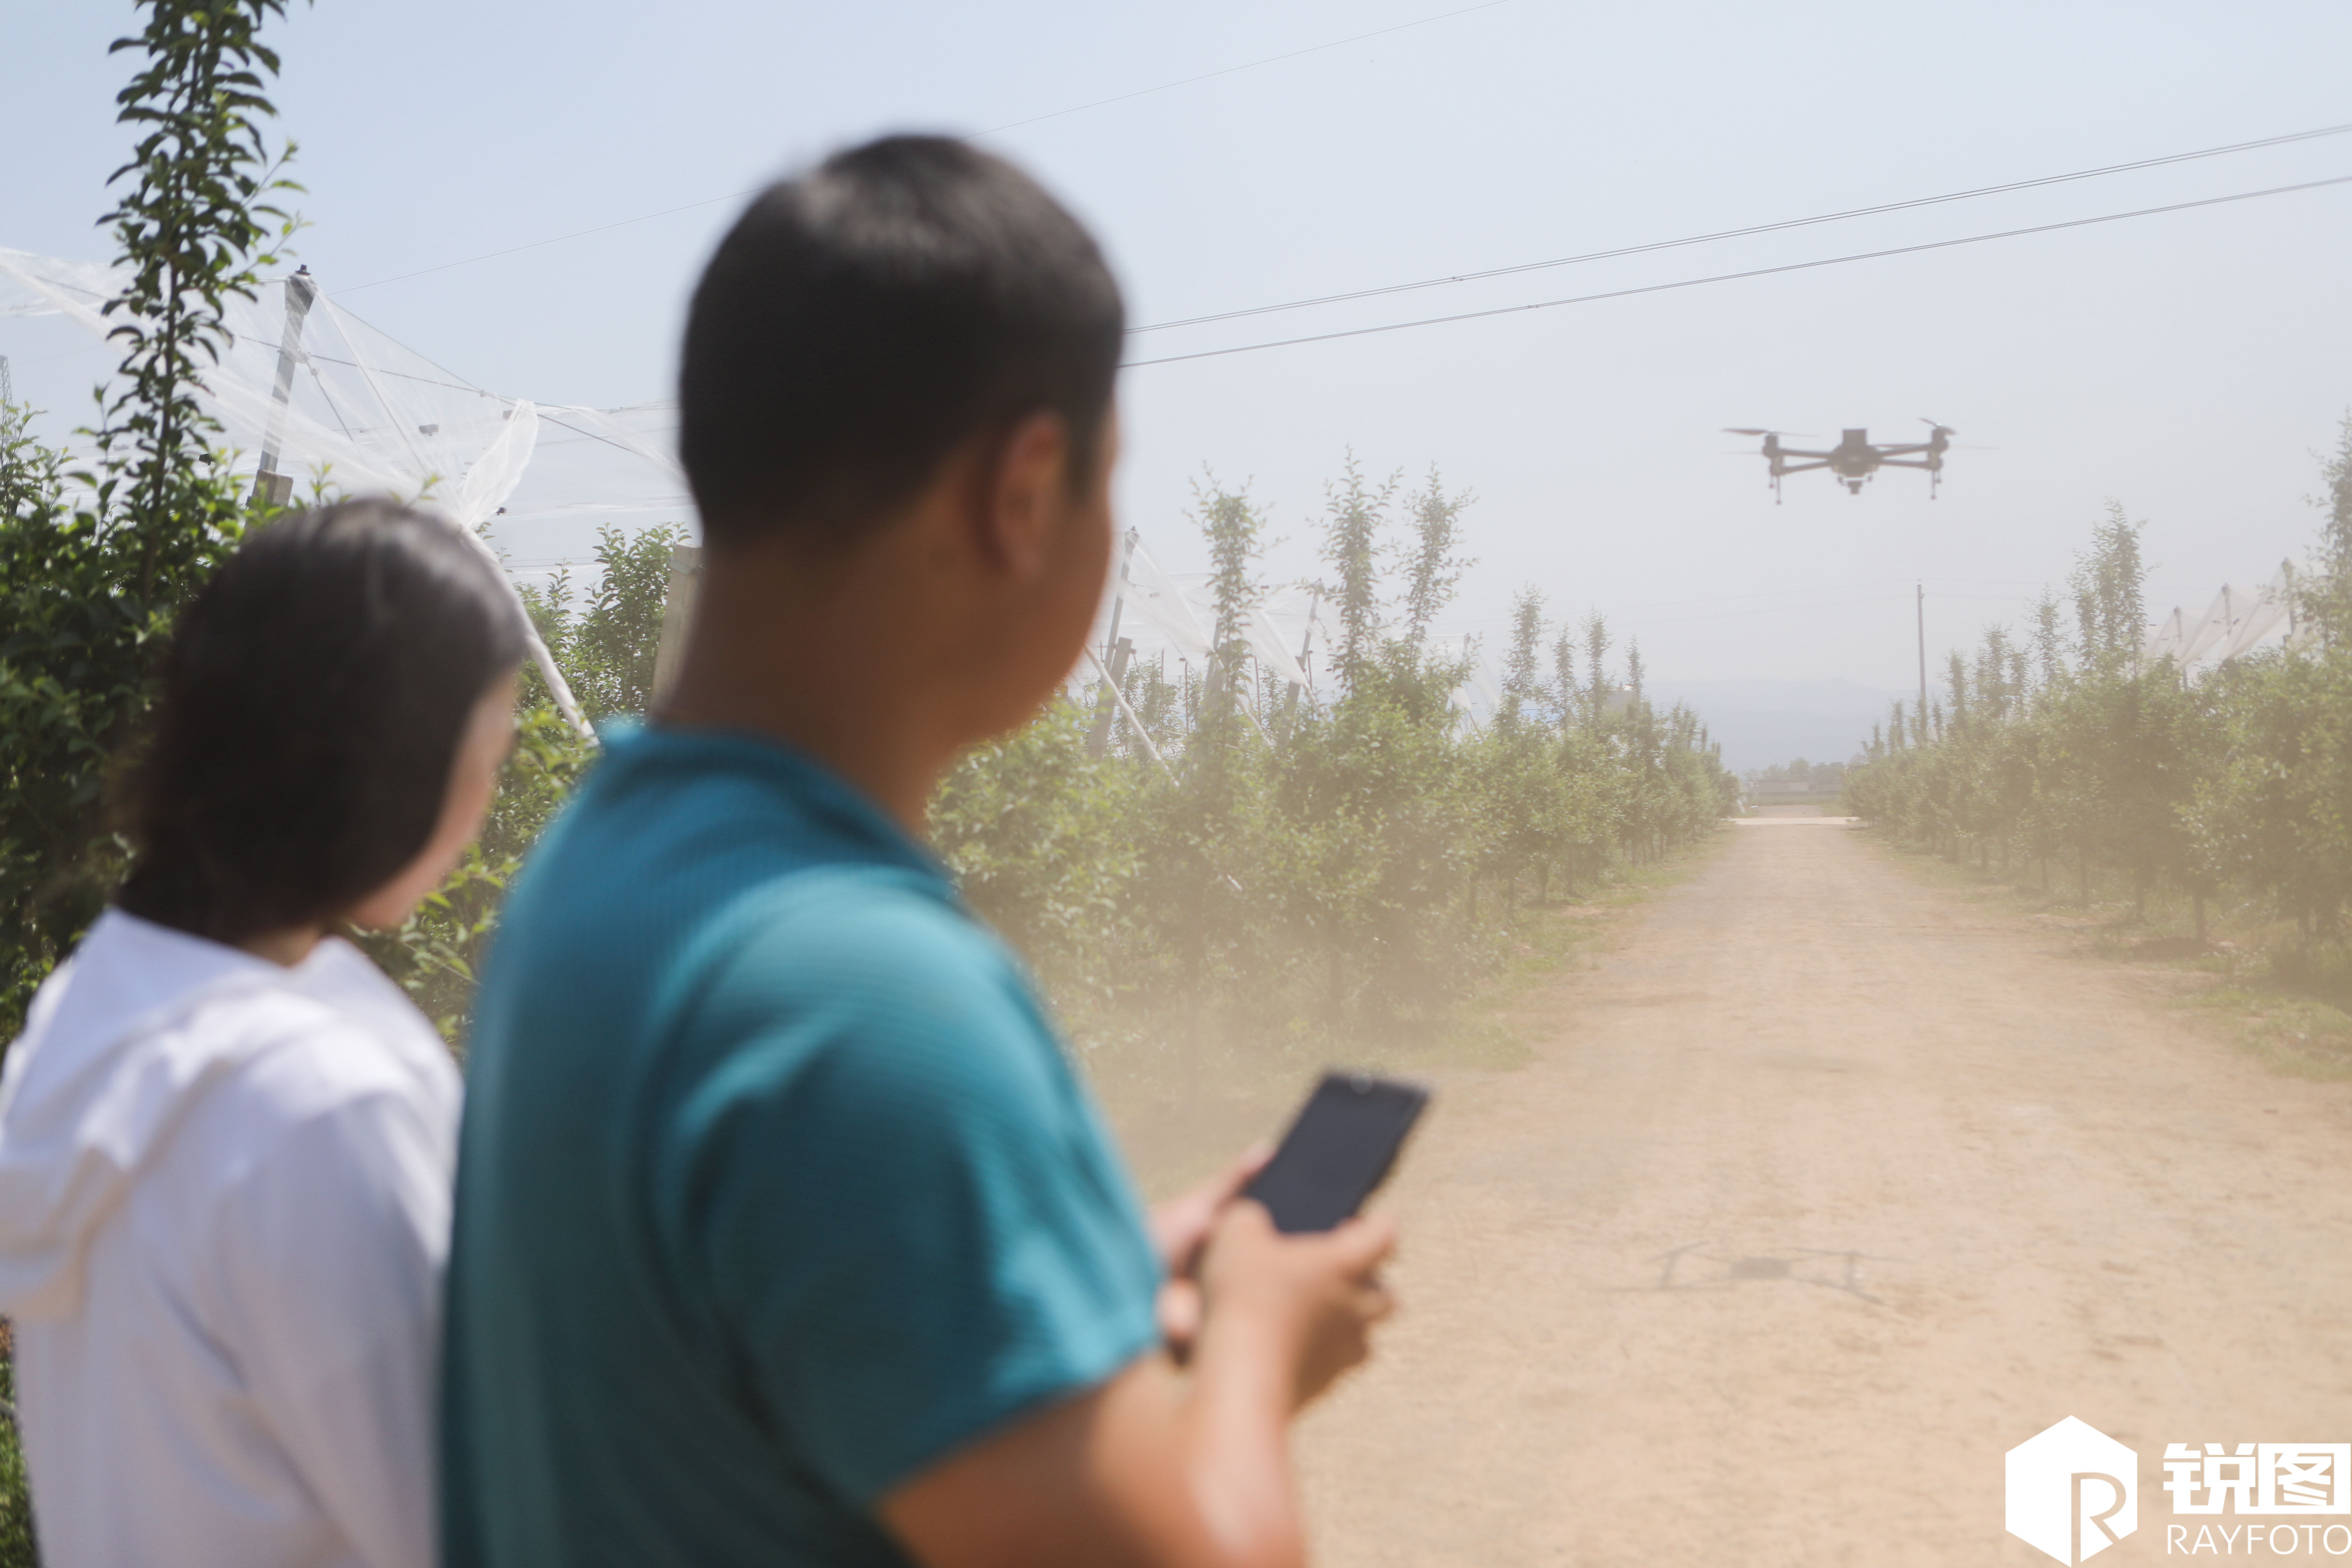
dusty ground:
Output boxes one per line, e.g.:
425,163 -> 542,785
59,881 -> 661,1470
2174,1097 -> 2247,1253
1292,813 -> 2352,1565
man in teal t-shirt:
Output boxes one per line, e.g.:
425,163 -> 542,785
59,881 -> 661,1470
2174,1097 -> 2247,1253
445,724 -> 1162,1564
443,136 -> 1397,1568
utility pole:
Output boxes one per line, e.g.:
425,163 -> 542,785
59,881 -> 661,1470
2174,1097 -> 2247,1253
1916,580 -> 1927,727
252,266 -> 317,507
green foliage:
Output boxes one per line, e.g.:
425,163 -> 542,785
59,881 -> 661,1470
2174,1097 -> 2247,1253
1750,758 -> 1845,791
350,522 -> 687,1040
2183,652 -> 2348,928
1848,450 -> 2352,941
2071,502 -> 2148,671
932,465 -> 1737,1069
0,0 -> 298,1040
100,0 -> 296,534
348,707 -> 594,1043
0,1324 -> 27,1568
513,523 -> 685,721
1320,454 -> 1393,694
931,704 -> 1140,1002
1398,466 -> 1474,648
2299,413 -> 2352,642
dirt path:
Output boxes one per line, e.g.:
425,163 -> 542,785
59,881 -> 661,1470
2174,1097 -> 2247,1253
1294,818 -> 2352,1566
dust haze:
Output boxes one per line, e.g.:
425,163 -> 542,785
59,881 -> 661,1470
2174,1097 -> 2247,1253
5,1 -> 2351,1561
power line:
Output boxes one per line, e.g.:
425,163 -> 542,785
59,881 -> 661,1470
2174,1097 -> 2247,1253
336,0 -> 1516,295
1597,578 -> 2045,614
1128,120 -> 2352,334
1123,172 -> 2352,368
1627,588 -> 2107,631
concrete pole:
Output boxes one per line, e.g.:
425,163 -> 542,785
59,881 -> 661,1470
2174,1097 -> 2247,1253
252,268 -> 317,506
1917,580 -> 1928,726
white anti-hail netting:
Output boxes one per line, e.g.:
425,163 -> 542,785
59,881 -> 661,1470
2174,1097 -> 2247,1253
1,249 -> 1594,741
0,250 -> 704,738
2138,564 -> 2312,672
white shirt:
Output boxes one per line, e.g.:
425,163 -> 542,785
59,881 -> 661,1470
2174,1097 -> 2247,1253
0,911 -> 462,1568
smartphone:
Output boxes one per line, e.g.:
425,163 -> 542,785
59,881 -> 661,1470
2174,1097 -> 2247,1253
1243,1071 -> 1430,1234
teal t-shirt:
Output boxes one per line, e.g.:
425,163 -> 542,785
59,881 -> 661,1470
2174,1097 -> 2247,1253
441,726 -> 1161,1568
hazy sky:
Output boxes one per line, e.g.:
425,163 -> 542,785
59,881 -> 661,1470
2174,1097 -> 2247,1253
8,0 -> 2351,697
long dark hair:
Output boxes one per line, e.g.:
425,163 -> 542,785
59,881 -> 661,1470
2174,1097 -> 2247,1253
115,498 -> 528,945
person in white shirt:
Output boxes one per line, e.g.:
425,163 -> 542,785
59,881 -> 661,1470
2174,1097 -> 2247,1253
0,498 -> 527,1568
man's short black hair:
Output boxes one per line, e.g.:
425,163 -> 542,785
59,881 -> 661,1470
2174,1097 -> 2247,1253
678,134 -> 1124,551
115,498 -> 527,945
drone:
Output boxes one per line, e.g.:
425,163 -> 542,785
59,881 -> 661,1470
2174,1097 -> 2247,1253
1726,420 -> 1955,502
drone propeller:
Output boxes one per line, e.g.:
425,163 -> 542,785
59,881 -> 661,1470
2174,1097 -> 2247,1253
1918,417 -> 1956,434
1722,427 -> 1819,438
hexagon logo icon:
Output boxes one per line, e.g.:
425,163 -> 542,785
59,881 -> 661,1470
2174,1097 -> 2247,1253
2007,1417 -> 2138,1564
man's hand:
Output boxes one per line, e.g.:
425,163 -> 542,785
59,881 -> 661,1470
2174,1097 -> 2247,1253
1147,1144 -> 1268,1356
1198,1200 -> 1395,1411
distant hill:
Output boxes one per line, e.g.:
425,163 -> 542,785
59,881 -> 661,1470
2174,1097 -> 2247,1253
1645,680 -> 1904,775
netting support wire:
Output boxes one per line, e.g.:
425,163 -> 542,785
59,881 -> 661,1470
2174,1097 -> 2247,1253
310,286 -> 430,481
1285,593 -> 1320,720
1083,643 -> 1172,780
1088,529 -> 1138,756
1102,530 -> 1136,662
520,608 -> 597,742
446,523 -> 596,743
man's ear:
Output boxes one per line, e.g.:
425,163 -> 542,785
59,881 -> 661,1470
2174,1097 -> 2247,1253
976,411 -> 1073,581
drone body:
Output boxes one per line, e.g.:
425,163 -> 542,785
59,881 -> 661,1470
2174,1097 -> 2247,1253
1727,422 -> 1955,502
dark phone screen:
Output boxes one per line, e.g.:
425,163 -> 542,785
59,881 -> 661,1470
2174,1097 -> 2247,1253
1243,1072 -> 1430,1234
